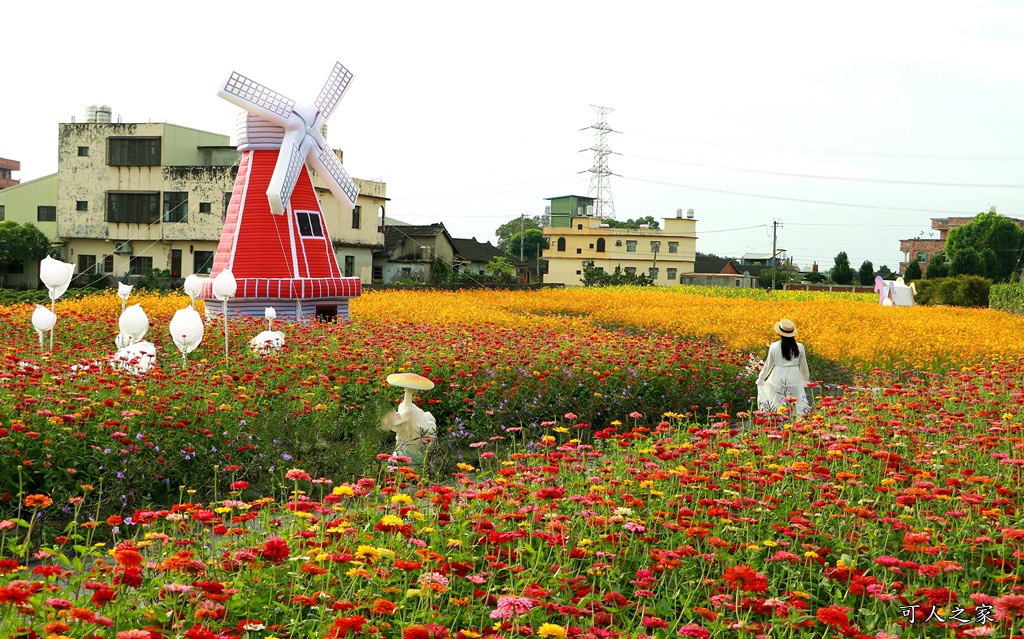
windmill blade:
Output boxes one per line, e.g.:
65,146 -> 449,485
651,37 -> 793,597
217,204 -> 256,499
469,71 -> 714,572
314,62 -> 354,121
266,132 -> 308,215
218,71 -> 297,128
309,145 -> 360,211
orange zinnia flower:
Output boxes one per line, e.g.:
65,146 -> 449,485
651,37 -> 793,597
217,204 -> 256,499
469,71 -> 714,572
24,494 -> 52,508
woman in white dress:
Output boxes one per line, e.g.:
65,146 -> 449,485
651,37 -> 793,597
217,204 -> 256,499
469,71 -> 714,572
756,318 -> 811,415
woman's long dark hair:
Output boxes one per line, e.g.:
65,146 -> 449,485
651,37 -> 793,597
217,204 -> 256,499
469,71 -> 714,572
780,335 -> 799,361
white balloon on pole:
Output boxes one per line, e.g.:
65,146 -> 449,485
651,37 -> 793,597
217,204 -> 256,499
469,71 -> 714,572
31,305 -> 57,351
184,274 -> 205,307
212,270 -> 237,301
39,256 -> 75,300
117,282 -> 133,309
169,306 -> 205,363
118,304 -> 149,345
212,270 -> 236,357
265,306 -> 276,330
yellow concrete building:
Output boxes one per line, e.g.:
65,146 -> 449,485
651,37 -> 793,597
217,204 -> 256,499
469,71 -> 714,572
1,110 -> 387,286
542,211 -> 697,286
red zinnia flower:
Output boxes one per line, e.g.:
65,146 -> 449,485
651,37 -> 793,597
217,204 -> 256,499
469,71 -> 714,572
995,594 -> 1024,620
816,605 -> 851,627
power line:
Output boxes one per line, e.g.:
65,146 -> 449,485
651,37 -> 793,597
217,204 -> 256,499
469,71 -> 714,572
622,131 -> 1024,162
622,153 -> 1024,189
619,175 -> 972,215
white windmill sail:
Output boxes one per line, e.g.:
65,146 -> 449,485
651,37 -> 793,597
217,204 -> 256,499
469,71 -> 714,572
218,62 -> 360,216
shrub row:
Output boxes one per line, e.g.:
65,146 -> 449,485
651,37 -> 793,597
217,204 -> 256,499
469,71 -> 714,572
990,282 -> 1024,314
913,275 -> 990,308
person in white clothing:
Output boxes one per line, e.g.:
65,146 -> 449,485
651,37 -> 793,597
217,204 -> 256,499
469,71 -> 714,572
755,318 -> 811,415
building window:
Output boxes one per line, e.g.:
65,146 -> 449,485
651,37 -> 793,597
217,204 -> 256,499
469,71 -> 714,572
352,205 -> 361,229
372,265 -> 383,282
735,278 -> 742,286
615,240 -> 622,246
223,192 -> 233,215
0,205 -> 4,221
193,251 -> 214,275
9,260 -> 24,274
596,238 -> 605,253
76,200 -> 88,211
577,223 -> 583,230
400,267 -> 412,278
576,248 -> 582,254
37,206 -> 57,222
556,237 -> 566,252
651,241 -> 660,253
649,267 -> 659,279
344,255 -> 355,277
77,254 -> 97,274
108,137 -> 161,166
917,251 -> 927,262
296,211 -> 324,237
576,270 -> 582,275
107,192 -> 159,224
668,241 -> 679,254
624,267 -> 636,275
667,268 -> 677,280
199,202 -> 212,213
626,240 -> 637,253
103,255 -> 115,273
129,256 -> 153,274
163,192 -> 188,222
78,146 -> 89,157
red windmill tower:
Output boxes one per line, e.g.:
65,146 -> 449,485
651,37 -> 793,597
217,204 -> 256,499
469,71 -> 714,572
201,62 -> 361,321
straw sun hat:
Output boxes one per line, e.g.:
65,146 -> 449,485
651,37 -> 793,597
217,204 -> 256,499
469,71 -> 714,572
773,318 -> 797,337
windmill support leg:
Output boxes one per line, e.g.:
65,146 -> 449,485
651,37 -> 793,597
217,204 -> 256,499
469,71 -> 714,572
49,299 -> 55,351
222,300 -> 229,357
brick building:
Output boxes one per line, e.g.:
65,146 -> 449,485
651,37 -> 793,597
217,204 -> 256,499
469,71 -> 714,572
0,157 -> 19,189
900,214 -> 1024,275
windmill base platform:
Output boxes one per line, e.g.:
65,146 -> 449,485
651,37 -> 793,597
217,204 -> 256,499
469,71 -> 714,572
202,296 -> 354,322
200,277 -> 361,322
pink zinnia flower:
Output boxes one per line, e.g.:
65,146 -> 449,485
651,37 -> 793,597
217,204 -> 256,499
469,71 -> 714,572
489,595 -> 534,619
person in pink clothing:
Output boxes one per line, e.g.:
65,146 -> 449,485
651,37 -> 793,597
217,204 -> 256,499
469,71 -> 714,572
756,318 -> 811,415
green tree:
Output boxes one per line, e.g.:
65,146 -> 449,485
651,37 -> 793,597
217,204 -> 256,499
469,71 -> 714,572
830,252 -> 855,285
904,258 -> 923,282
946,212 -> 1024,282
951,246 -> 984,278
926,252 -> 950,279
506,229 -> 547,260
0,222 -> 52,284
484,256 -> 517,283
858,260 -> 875,285
804,271 -> 827,284
601,216 -> 660,230
581,264 -> 654,287
875,265 -> 893,279
495,216 -> 542,252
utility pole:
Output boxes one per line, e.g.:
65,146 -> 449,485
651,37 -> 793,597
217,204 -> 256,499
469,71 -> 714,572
771,219 -> 782,290
536,242 -> 541,283
520,213 -> 525,262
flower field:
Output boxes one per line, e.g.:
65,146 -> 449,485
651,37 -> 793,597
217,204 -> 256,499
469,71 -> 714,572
1,288 -> 1023,638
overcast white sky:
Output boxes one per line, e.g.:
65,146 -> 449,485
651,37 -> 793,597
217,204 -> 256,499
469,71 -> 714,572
6,0 -> 1024,270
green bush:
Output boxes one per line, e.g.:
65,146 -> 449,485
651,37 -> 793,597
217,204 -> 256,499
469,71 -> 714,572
990,283 -> 1024,314
914,275 -> 990,307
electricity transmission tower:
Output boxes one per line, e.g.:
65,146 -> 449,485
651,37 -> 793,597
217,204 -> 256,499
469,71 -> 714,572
580,105 -> 617,219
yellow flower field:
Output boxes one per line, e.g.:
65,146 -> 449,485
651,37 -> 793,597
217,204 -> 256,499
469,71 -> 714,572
9,286 -> 1023,371
353,286 -> 1024,371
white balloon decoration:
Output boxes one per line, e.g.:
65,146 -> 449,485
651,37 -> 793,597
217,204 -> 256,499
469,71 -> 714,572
111,341 -> 156,375
117,282 -> 134,310
31,305 -> 57,352
38,256 -> 75,350
265,306 -> 276,331
212,270 -> 236,356
117,304 -> 149,347
169,306 -> 205,365
250,330 -> 286,354
183,274 -> 205,307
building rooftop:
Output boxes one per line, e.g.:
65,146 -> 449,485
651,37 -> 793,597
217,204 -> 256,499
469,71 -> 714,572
544,194 -> 594,201
452,237 -> 528,266
384,223 -> 452,252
